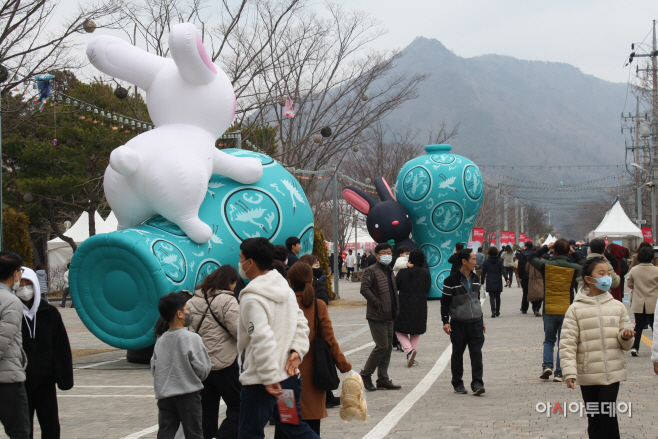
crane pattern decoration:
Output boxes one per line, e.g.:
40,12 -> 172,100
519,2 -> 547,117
396,144 -> 484,298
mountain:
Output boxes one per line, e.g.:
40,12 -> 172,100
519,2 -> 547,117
382,37 -> 628,185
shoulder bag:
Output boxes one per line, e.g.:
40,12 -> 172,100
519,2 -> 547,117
312,298 -> 340,391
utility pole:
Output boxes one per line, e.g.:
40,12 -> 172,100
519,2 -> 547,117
629,20 -> 658,242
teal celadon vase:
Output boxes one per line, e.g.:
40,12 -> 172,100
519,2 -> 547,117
69,149 -> 314,350
395,144 -> 484,298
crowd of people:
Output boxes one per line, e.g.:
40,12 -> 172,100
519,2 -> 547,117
450,238 -> 658,438
0,233 -> 657,439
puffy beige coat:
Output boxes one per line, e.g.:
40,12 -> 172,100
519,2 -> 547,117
625,263 -> 658,314
559,289 -> 633,386
188,289 -> 239,371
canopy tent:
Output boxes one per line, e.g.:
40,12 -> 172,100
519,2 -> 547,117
593,200 -> 643,239
47,211 -> 118,273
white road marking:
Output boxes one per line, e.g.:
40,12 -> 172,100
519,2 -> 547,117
120,401 -> 225,438
361,296 -> 486,439
73,359 -> 124,370
361,345 -> 452,439
333,324 -> 368,327
120,424 -> 159,439
344,342 -> 375,356
337,325 -> 370,345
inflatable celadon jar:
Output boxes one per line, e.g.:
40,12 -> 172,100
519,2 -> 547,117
70,149 -> 314,350
395,144 -> 484,299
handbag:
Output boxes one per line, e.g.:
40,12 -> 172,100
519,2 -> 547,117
312,298 -> 340,391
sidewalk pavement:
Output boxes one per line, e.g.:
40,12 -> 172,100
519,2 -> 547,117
3,280 -> 656,438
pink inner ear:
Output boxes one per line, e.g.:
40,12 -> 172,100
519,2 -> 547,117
381,177 -> 396,201
196,34 -> 217,74
343,189 -> 370,214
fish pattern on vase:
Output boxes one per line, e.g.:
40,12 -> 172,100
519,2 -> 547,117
69,149 -> 314,350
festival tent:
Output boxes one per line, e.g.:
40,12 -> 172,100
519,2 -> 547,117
47,211 -> 114,273
592,200 -> 643,240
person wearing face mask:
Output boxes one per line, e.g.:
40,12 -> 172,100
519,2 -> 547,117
560,257 -> 635,439
236,238 -> 316,439
359,243 -> 401,392
151,291 -> 212,438
0,251 -> 30,438
17,266 -> 73,439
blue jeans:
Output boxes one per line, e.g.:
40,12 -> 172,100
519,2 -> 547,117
238,375 -> 319,439
543,314 -> 564,372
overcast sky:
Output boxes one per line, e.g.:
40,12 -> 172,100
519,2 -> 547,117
53,0 -> 656,84
346,0 -> 655,84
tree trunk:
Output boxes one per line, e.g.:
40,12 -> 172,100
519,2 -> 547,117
47,201 -> 77,253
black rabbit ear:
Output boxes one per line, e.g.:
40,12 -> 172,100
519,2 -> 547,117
375,177 -> 396,202
343,186 -> 377,215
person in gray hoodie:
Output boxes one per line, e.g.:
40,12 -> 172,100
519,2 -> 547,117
0,250 -> 30,438
236,237 -> 316,439
151,291 -> 212,439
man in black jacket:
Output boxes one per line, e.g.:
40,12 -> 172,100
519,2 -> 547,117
517,241 -> 541,315
359,243 -> 401,392
441,248 -> 486,396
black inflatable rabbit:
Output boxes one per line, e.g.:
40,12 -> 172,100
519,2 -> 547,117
343,177 -> 417,253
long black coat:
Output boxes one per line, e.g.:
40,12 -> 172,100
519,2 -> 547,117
481,256 -> 508,292
394,266 -> 431,335
22,301 -> 73,390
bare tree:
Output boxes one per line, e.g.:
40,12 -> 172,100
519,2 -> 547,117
0,0 -> 120,91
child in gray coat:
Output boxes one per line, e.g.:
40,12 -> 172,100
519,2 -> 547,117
151,291 -> 211,439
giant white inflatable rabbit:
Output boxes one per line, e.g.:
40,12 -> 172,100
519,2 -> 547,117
86,23 -> 263,243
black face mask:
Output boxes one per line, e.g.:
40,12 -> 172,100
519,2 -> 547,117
312,268 -> 323,279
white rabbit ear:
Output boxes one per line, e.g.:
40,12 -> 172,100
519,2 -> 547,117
86,36 -> 168,91
169,23 -> 217,86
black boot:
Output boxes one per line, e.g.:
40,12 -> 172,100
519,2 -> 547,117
361,374 -> 376,392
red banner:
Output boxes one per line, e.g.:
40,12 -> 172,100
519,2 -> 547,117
501,231 -> 514,247
642,227 -> 653,244
519,232 -> 526,244
472,228 -> 484,243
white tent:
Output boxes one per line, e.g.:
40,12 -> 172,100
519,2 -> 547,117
593,200 -> 643,239
47,211 -> 114,273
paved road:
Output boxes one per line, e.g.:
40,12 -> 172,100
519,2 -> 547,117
4,281 -> 656,438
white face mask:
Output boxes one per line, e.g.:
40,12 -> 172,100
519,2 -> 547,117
239,261 -> 250,279
12,272 -> 21,291
16,285 -> 34,301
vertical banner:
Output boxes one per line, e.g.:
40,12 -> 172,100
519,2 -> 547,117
509,232 -> 516,246
519,232 -> 526,244
472,228 -> 484,250
642,227 -> 653,244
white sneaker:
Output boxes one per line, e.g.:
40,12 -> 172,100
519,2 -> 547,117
630,348 -> 638,357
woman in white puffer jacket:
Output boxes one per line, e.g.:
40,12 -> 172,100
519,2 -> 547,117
560,256 -> 635,439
